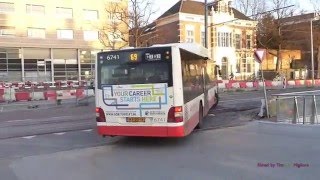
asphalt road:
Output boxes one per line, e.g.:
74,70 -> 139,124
1,86 -> 316,139
0,87 -> 320,180
1,122 -> 320,180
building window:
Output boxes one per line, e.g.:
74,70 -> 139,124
0,26 -> 15,36
83,9 -> 98,20
56,7 -> 73,19
201,31 -> 205,47
27,28 -> 45,38
84,30 -> 99,41
239,54 -> 254,79
235,34 -> 241,49
0,2 -> 14,13
217,32 -> 232,47
241,54 -> 247,74
246,34 -> 252,49
186,30 -> 194,43
26,4 -> 45,15
236,57 -> 241,73
57,29 -> 73,40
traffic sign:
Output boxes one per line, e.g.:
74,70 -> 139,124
254,49 -> 266,64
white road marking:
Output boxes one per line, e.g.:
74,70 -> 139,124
5,116 -> 75,123
54,132 -> 66,135
15,129 -> 95,140
82,129 -> 93,132
22,135 -> 36,139
208,114 -> 216,117
6,119 -> 34,123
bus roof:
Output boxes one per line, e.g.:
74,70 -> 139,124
151,43 -> 209,59
100,43 -> 209,59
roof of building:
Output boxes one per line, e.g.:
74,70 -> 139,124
157,0 -> 251,21
232,8 -> 252,21
142,22 -> 157,34
106,43 -> 209,58
152,43 -> 209,58
280,12 -> 319,24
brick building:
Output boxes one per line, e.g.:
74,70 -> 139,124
279,13 -> 320,78
135,0 -> 258,80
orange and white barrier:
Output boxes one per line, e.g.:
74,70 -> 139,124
218,79 -> 320,91
0,88 -> 4,102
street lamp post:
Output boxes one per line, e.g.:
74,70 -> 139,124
311,14 -> 320,86
311,18 -> 315,86
204,0 -> 208,48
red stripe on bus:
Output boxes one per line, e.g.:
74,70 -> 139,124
97,108 -> 201,137
97,126 -> 185,137
184,110 -> 199,136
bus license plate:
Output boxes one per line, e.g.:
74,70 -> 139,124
127,117 -> 145,123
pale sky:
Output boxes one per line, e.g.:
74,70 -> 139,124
151,0 -> 315,21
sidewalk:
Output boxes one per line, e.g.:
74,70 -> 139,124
0,96 -> 95,113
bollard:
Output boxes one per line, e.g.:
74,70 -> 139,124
258,99 -> 266,118
283,77 -> 287,89
293,97 -> 299,124
303,97 -> 306,124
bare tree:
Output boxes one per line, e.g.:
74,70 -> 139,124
253,0 -> 296,72
99,0 -> 157,49
128,0 -> 158,47
310,0 -> 320,13
99,2 -> 129,50
270,0 -> 296,71
234,0 -> 266,20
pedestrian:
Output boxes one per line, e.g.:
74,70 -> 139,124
281,74 -> 286,89
229,72 -> 234,80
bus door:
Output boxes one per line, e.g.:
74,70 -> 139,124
201,61 -> 209,112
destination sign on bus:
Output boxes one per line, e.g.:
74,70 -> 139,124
99,47 -> 172,63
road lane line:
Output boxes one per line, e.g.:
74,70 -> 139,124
82,129 -> 93,132
54,132 -> 66,135
5,116 -> 80,123
6,119 -> 34,123
22,135 -> 36,139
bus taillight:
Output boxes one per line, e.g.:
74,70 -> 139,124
96,107 -> 106,122
168,106 -> 183,123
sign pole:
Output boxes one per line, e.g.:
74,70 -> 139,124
260,64 -> 269,118
254,49 -> 269,118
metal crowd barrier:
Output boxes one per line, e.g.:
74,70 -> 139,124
272,90 -> 320,124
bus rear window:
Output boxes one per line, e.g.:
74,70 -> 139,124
99,61 -> 172,86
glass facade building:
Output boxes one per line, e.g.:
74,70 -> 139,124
0,0 -> 128,82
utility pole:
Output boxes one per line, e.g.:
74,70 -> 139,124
311,18 -> 315,86
204,0 -> 208,48
310,14 -> 320,86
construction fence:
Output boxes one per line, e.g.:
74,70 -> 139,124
0,80 -> 94,106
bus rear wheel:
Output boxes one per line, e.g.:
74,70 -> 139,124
196,104 -> 204,129
212,93 -> 219,109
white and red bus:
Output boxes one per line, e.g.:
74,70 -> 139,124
95,43 -> 219,137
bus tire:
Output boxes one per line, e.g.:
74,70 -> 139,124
212,93 -> 219,109
196,104 -> 204,129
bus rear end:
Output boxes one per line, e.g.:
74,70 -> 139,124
95,47 -> 185,137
